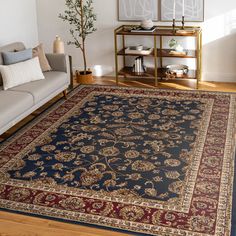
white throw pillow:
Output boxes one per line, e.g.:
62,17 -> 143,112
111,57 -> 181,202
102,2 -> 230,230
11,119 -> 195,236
0,57 -> 45,90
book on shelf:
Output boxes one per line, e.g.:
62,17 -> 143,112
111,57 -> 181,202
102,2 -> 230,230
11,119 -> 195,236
132,57 -> 146,74
125,46 -> 153,55
130,26 -> 156,33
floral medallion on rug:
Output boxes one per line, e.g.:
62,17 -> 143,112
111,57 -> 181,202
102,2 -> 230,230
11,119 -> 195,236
0,85 -> 235,236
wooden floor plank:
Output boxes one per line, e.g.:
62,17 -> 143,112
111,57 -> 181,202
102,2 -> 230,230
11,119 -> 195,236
0,211 -> 129,236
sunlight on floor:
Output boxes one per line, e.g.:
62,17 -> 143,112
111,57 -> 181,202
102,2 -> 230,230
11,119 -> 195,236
199,81 -> 217,88
131,81 -> 156,88
159,82 -> 193,90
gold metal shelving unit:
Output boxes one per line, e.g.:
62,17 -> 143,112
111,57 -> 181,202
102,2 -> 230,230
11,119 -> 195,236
114,25 -> 202,89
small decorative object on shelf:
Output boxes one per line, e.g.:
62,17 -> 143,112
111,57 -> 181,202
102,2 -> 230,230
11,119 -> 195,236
131,26 -> 156,33
182,16 -> 185,29
133,56 -> 146,74
166,64 -> 189,76
168,39 -> 186,55
169,38 -> 178,50
141,19 -> 154,30
169,50 -> 187,56
165,71 -> 176,80
172,19 -> 176,33
172,0 -> 176,33
175,44 -> 184,52
165,64 -> 188,80
182,0 -> 185,29
125,46 -> 153,55
53,35 -> 65,54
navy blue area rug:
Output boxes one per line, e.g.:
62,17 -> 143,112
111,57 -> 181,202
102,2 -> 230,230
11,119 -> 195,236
0,85 -> 235,236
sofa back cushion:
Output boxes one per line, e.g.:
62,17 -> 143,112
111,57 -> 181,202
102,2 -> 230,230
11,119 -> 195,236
33,44 -> 52,72
0,42 -> 26,86
0,57 -> 45,90
2,48 -> 32,65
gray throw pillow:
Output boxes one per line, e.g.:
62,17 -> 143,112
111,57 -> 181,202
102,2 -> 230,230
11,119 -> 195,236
2,48 -> 32,65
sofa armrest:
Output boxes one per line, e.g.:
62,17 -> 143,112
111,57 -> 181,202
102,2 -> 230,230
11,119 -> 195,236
46,54 -> 73,88
46,53 -> 69,73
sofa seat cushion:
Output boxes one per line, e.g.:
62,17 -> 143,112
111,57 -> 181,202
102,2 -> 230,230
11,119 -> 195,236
0,90 -> 34,128
9,71 -> 68,104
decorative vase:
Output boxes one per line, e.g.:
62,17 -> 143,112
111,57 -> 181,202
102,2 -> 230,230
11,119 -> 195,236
53,36 -> 65,54
76,70 -> 94,84
141,19 -> 154,30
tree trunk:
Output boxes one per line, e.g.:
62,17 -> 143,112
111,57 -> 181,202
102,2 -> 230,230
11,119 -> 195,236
80,0 -> 87,75
82,38 -> 87,74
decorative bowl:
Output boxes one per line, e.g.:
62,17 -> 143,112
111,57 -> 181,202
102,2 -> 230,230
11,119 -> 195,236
136,45 -> 143,51
166,64 -> 189,76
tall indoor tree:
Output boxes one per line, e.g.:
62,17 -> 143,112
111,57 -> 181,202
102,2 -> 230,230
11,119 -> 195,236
59,0 -> 97,77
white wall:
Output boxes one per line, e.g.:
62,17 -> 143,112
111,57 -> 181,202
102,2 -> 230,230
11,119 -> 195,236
36,0 -> 118,76
0,0 -> 38,47
36,0 -> 236,82
202,2 -> 236,82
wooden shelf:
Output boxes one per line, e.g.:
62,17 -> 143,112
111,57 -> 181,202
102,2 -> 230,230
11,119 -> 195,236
158,49 -> 196,58
117,48 -> 196,58
118,67 -> 196,80
116,26 -> 201,37
114,25 -> 202,89
119,67 -> 155,78
158,68 -> 196,79
117,48 -> 154,57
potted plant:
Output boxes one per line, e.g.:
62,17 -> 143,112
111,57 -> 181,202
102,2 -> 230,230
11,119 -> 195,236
59,0 -> 97,84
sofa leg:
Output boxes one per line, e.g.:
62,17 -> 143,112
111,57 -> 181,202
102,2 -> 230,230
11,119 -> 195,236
63,90 -> 67,99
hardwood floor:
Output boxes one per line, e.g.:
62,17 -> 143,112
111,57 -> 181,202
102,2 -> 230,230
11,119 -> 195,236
0,211 -> 129,236
0,77 -> 236,236
91,76 -> 236,92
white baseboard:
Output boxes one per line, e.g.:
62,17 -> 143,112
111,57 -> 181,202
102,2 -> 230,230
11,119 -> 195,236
202,72 -> 236,82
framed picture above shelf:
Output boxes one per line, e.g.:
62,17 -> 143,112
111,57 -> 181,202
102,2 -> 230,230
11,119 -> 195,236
118,0 -> 158,21
161,0 -> 204,22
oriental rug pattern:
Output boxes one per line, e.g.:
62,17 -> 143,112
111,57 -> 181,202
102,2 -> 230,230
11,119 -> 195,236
0,85 -> 235,236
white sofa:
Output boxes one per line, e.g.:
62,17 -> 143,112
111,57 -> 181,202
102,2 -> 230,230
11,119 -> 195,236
0,42 -> 71,135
